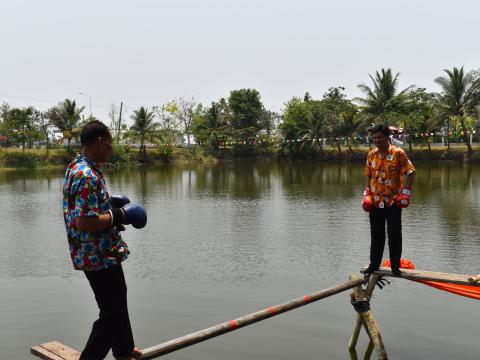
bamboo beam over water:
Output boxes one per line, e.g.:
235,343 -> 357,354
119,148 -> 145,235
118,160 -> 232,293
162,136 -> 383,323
141,277 -> 365,359
361,267 -> 480,286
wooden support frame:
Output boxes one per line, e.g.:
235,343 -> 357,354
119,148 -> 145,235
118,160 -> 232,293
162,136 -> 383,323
348,274 -> 388,360
32,267 -> 480,360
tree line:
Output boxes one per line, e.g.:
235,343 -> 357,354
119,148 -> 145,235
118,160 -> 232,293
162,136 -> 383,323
1,66 -> 479,160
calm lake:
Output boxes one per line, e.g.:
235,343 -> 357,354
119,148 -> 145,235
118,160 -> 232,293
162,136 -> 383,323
1,161 -> 479,359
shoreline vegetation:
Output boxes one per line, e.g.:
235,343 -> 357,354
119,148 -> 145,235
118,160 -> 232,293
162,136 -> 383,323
1,144 -> 479,169
2,67 -> 480,168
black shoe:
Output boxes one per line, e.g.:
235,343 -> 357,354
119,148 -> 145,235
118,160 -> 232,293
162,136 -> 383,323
391,268 -> 402,276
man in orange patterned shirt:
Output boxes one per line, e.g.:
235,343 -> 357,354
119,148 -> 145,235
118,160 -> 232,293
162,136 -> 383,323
362,124 -> 416,276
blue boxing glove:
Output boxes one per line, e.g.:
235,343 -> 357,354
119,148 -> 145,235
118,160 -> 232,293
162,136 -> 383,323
109,203 -> 147,229
110,194 -> 130,208
122,203 -> 147,229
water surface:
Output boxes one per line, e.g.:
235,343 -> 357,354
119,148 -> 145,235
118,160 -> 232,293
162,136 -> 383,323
1,161 -> 479,359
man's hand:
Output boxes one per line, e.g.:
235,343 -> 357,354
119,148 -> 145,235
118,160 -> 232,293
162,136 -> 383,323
362,187 -> 374,212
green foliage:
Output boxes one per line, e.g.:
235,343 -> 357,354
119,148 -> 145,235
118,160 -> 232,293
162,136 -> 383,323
435,67 -> 480,153
0,106 -> 44,149
127,106 -> 160,161
0,149 -> 37,167
228,89 -> 264,141
356,68 -> 415,125
46,99 -> 85,150
108,143 -> 132,164
281,89 -> 362,153
192,99 -> 230,147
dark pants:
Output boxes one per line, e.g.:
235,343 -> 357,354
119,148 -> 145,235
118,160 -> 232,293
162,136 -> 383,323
80,264 -> 135,360
369,205 -> 402,271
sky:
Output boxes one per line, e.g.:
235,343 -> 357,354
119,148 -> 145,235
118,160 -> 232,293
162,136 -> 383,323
0,0 -> 479,124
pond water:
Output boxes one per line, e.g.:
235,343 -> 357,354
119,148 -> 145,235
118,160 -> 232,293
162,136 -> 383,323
1,161 -> 479,359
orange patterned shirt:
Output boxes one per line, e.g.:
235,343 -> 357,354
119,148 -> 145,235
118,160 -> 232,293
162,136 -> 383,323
364,145 -> 415,208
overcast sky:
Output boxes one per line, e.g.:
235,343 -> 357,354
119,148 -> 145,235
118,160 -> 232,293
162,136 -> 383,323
1,0 -> 479,123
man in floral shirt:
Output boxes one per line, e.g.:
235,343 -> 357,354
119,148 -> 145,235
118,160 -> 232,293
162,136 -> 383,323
362,124 -> 416,276
63,121 -> 142,360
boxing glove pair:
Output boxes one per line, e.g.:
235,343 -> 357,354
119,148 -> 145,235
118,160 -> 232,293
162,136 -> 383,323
109,194 -> 147,229
361,186 -> 412,212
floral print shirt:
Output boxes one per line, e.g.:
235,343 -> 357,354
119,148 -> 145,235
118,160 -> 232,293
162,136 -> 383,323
364,145 -> 415,208
63,153 -> 129,271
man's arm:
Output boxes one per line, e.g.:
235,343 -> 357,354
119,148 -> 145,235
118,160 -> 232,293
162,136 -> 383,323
366,176 -> 372,188
405,172 -> 415,188
76,213 -> 112,232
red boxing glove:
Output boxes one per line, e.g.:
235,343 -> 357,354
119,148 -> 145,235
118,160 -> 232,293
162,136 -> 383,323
395,187 -> 412,208
362,187 -> 374,212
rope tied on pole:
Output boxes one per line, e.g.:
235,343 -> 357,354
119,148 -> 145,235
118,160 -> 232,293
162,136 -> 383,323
350,299 -> 370,313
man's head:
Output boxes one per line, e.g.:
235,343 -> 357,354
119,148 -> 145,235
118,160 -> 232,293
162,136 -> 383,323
80,121 -> 112,163
369,124 -> 390,151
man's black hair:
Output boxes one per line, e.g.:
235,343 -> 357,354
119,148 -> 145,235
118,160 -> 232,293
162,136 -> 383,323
369,124 -> 390,137
80,121 -> 111,146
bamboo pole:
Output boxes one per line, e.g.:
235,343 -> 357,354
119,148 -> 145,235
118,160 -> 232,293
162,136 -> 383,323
141,278 -> 365,359
348,314 -> 363,351
348,274 -> 378,351
349,274 -> 388,360
364,340 -> 374,359
362,267 -> 480,286
363,274 -> 379,353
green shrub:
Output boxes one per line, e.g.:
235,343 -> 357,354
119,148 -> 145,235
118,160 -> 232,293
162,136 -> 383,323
108,144 -> 132,164
0,149 -> 38,168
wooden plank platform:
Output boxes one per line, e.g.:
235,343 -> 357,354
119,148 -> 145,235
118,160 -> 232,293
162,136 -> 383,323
31,341 -> 80,360
361,267 -> 480,286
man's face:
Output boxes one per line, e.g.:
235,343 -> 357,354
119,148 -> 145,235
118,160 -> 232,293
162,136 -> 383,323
371,131 -> 389,150
97,135 -> 113,162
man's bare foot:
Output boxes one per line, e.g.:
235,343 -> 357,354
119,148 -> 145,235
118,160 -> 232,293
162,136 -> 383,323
132,347 -> 142,359
114,347 -> 142,360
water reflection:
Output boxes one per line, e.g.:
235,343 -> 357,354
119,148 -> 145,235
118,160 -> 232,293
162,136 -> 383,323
1,162 -> 480,280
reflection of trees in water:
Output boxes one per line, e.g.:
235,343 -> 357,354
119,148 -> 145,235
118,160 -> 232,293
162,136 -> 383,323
192,163 -> 231,197
11,163 -> 479,243
278,162 -> 364,199
191,162 -> 274,199
0,168 -> 63,187
415,164 -> 480,245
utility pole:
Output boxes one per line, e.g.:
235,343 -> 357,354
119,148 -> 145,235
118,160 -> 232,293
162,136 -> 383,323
117,102 -> 123,144
79,92 -> 92,118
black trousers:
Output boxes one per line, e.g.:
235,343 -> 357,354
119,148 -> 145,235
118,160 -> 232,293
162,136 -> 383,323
80,264 -> 135,360
369,205 -> 402,271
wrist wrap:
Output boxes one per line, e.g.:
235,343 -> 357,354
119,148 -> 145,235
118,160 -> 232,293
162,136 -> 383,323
109,208 -> 125,227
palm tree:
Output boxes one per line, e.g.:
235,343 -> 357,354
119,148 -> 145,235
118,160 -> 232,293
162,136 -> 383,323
299,101 -> 328,152
46,99 -> 85,150
129,106 -> 159,161
205,102 -> 227,148
338,107 -> 362,153
435,67 -> 480,155
356,68 -> 414,125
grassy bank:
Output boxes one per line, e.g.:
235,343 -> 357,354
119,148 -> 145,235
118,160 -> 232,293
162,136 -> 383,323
0,145 -> 218,169
1,144 -> 479,169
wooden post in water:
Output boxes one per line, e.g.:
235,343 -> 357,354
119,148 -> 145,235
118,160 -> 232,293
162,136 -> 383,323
348,274 -> 387,360
348,273 -> 378,352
